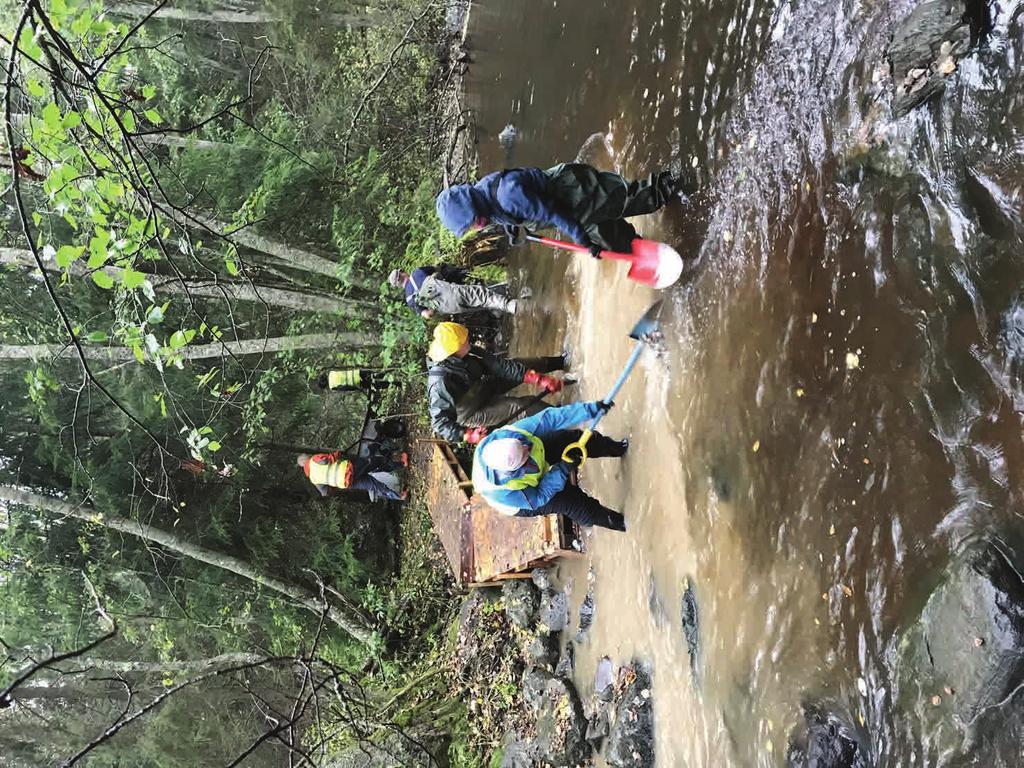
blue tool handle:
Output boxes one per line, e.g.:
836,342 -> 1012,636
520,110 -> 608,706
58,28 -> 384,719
585,343 -> 646,432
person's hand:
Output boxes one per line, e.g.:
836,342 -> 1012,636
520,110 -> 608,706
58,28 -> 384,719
420,309 -> 434,319
588,242 -> 604,259
595,400 -> 614,413
524,370 -> 563,393
463,426 -> 488,444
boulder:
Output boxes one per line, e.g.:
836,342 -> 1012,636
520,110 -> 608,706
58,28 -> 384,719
575,584 -> 595,644
785,705 -> 870,768
538,588 -> 569,633
896,539 -> 1024,737
502,579 -> 540,629
530,567 -> 553,591
606,663 -> 655,768
524,631 -> 560,669
681,577 -> 700,680
888,0 -> 973,117
520,669 -> 590,766
554,641 -> 575,679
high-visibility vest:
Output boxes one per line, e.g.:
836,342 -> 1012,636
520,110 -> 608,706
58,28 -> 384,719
306,457 -> 353,489
475,426 -> 549,492
328,369 -> 362,390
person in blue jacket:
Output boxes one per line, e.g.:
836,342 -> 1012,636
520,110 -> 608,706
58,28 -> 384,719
435,163 -> 693,256
471,400 -> 629,531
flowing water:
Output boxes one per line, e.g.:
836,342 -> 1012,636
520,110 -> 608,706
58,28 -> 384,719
465,0 -> 1024,765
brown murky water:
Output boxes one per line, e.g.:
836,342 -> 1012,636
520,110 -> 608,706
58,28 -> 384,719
466,0 -> 1024,765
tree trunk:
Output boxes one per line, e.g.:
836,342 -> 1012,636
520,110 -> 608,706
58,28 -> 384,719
70,652 -> 267,675
0,247 -> 365,314
0,331 -> 378,362
107,2 -> 376,27
6,683 -> 129,703
0,487 -> 376,645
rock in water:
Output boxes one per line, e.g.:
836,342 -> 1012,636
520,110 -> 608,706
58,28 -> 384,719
498,123 -> 518,150
606,663 -> 655,768
575,582 -> 595,643
502,579 -> 539,629
888,0 -> 973,117
681,577 -> 700,680
896,538 -> 1024,746
538,588 -> 569,632
786,705 -> 870,768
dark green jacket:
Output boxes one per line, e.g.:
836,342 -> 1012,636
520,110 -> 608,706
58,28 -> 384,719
427,349 -> 526,442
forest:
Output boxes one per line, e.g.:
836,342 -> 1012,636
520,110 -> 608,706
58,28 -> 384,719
0,0 -> 475,765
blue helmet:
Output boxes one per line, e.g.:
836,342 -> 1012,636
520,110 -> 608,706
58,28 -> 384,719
436,185 -> 480,237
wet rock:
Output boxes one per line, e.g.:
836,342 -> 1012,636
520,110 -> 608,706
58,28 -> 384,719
888,0 -> 973,117
595,655 -> 615,699
606,663 -> 655,768
681,577 -> 700,679
498,123 -> 518,150
786,704 -> 870,768
586,704 -> 611,751
521,670 -> 590,766
555,641 -> 575,679
538,588 -> 569,633
530,567 -> 553,591
964,164 -> 1022,241
502,579 -> 539,629
575,582 -> 595,644
525,631 -> 559,669
897,538 -> 1024,731
647,574 -> 668,627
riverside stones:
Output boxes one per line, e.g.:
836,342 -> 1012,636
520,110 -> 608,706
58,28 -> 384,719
681,577 -> 700,679
896,538 -> 1024,744
502,579 -> 540,629
521,667 -> 590,766
786,705 -> 870,768
606,663 -> 655,768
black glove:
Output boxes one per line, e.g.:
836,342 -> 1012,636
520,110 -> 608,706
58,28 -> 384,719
596,400 -> 614,413
506,225 -> 528,247
588,242 -> 603,259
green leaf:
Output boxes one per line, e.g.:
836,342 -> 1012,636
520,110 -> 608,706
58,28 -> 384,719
55,245 -> 84,268
86,331 -> 108,343
147,306 -> 164,324
207,441 -> 221,453
121,110 -> 137,132
122,268 -> 146,290
62,111 -> 82,129
41,103 -> 62,132
143,109 -> 163,125
18,27 -> 42,61
26,78 -> 46,99
225,257 -> 239,276
142,84 -> 157,100
169,331 -> 187,350
132,344 -> 145,364
91,271 -> 114,289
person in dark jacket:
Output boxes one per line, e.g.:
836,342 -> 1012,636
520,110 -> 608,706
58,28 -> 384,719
311,368 -> 399,397
388,265 -> 516,317
297,450 -> 408,501
471,400 -> 628,531
427,322 -> 565,444
435,163 -> 692,256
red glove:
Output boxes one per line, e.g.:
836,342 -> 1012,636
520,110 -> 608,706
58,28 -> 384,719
463,426 -> 488,444
523,369 -> 563,393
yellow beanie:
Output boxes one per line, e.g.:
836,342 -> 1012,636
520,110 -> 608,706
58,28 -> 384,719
428,322 -> 469,361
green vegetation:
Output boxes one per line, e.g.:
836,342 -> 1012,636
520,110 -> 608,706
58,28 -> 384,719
0,0 -> 487,764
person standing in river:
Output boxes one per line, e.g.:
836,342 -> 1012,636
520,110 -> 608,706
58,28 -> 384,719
426,321 -> 566,444
471,400 -> 628,531
435,162 -> 695,256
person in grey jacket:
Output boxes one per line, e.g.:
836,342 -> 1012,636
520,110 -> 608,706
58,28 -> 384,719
388,264 -> 516,318
426,321 -> 565,444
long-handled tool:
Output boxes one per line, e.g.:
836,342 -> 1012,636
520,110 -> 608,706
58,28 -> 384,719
561,300 -> 664,466
527,234 -> 684,290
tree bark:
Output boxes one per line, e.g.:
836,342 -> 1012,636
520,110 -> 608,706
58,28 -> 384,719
70,652 -> 267,675
6,683 -> 129,702
1,246 -> 367,314
0,331 -> 378,362
107,2 -> 376,27
0,487 -> 376,645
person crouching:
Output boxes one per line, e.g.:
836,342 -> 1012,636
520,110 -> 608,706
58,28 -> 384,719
471,400 -> 628,531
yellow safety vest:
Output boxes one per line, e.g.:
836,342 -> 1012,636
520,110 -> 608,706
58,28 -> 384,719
328,369 -> 362,390
307,458 -> 353,489
475,427 -> 549,491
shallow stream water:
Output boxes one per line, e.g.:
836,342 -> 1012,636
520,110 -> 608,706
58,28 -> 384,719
465,1 -> 1024,765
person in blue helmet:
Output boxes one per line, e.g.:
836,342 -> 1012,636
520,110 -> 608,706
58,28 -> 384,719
471,399 -> 629,531
435,163 -> 694,256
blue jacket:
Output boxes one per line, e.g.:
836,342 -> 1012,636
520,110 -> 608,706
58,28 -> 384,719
471,401 -> 602,512
436,168 -> 588,244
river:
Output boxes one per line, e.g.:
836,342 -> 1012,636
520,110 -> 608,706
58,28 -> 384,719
464,0 -> 1024,765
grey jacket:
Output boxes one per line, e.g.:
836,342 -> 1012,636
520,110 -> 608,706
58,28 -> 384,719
427,349 -> 527,441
